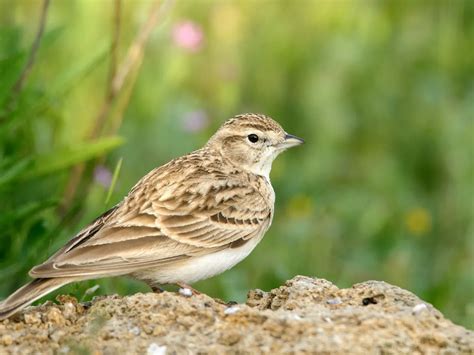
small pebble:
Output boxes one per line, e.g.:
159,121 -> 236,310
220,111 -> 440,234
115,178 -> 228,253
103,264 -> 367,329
412,303 -> 428,314
295,278 -> 314,286
224,306 -> 240,315
326,298 -> 342,305
218,331 -> 241,345
179,288 -> 193,297
59,346 -> 70,354
62,302 -> 77,320
153,325 -> 166,336
49,329 -> 66,343
147,343 -> 167,355
288,313 -> 302,320
1,334 -> 13,346
46,307 -> 66,325
129,326 -> 141,335
24,312 -> 41,325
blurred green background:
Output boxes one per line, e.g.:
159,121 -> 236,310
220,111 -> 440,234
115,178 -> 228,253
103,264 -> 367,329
0,0 -> 473,328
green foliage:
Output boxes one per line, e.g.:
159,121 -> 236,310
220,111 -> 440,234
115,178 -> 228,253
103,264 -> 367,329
0,0 -> 472,329
22,136 -> 124,179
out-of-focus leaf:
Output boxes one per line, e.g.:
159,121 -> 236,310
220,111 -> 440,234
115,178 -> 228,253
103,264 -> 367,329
21,136 -> 124,179
49,44 -> 108,95
17,43 -> 108,118
0,199 -> 57,229
0,158 -> 32,189
0,26 -> 64,113
0,27 -> 22,55
0,51 -> 26,109
38,26 -> 65,49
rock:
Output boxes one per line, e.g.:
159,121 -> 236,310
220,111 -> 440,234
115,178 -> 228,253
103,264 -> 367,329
0,276 -> 472,354
45,307 -> 66,326
1,334 -> 13,346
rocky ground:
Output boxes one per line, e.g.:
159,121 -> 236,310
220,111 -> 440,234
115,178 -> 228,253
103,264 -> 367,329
0,276 -> 472,354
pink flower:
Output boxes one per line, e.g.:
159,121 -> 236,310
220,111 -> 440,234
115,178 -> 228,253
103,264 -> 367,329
94,165 -> 112,188
182,110 -> 209,133
172,21 -> 203,52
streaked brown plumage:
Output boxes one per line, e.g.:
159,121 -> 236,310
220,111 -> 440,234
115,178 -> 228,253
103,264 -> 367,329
0,113 -> 303,319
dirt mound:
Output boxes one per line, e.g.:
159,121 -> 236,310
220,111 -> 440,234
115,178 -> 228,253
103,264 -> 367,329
1,276 -> 472,354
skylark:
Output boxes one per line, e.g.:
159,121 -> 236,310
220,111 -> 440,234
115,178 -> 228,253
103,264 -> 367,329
0,113 -> 303,319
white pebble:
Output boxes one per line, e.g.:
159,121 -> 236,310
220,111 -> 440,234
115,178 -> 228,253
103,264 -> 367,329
412,303 -> 428,314
326,298 -> 342,305
59,346 -> 70,354
295,278 -> 314,286
147,343 -> 167,355
288,313 -> 302,320
129,326 -> 140,335
224,306 -> 240,315
179,288 -> 193,297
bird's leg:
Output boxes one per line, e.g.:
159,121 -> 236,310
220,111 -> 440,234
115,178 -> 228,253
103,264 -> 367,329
213,298 -> 237,306
176,282 -> 201,296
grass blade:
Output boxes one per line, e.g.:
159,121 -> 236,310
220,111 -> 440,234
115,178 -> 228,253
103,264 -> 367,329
105,157 -> 123,205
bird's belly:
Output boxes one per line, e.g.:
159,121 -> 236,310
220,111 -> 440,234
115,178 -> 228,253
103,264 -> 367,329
137,237 -> 261,285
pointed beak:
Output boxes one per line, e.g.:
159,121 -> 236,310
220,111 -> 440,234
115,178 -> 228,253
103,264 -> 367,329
277,133 -> 304,149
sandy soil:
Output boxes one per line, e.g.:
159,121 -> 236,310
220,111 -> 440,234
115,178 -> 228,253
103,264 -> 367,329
0,276 -> 472,354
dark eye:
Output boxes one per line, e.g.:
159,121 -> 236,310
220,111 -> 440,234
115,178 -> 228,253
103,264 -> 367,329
247,134 -> 259,143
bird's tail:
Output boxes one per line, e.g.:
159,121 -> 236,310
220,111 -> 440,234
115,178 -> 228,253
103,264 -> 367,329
0,278 -> 71,320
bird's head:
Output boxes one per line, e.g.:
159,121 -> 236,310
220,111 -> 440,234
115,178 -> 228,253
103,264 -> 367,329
207,113 -> 304,178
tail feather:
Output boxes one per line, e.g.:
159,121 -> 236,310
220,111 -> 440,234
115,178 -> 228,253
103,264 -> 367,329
0,278 -> 72,320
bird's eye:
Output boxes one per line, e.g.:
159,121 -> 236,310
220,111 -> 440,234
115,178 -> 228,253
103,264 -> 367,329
247,134 -> 259,143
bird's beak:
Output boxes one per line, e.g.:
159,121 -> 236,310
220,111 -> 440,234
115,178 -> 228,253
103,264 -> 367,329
277,133 -> 304,149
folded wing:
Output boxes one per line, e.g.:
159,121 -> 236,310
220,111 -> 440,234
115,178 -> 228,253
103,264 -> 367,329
29,162 -> 271,279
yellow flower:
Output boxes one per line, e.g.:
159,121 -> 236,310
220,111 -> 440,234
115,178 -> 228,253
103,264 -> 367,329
405,207 -> 432,236
287,195 -> 314,219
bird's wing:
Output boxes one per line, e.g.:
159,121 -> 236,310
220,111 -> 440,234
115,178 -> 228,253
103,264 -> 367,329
29,164 -> 272,278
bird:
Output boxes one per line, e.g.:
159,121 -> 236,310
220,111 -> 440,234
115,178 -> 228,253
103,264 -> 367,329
0,113 -> 303,319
